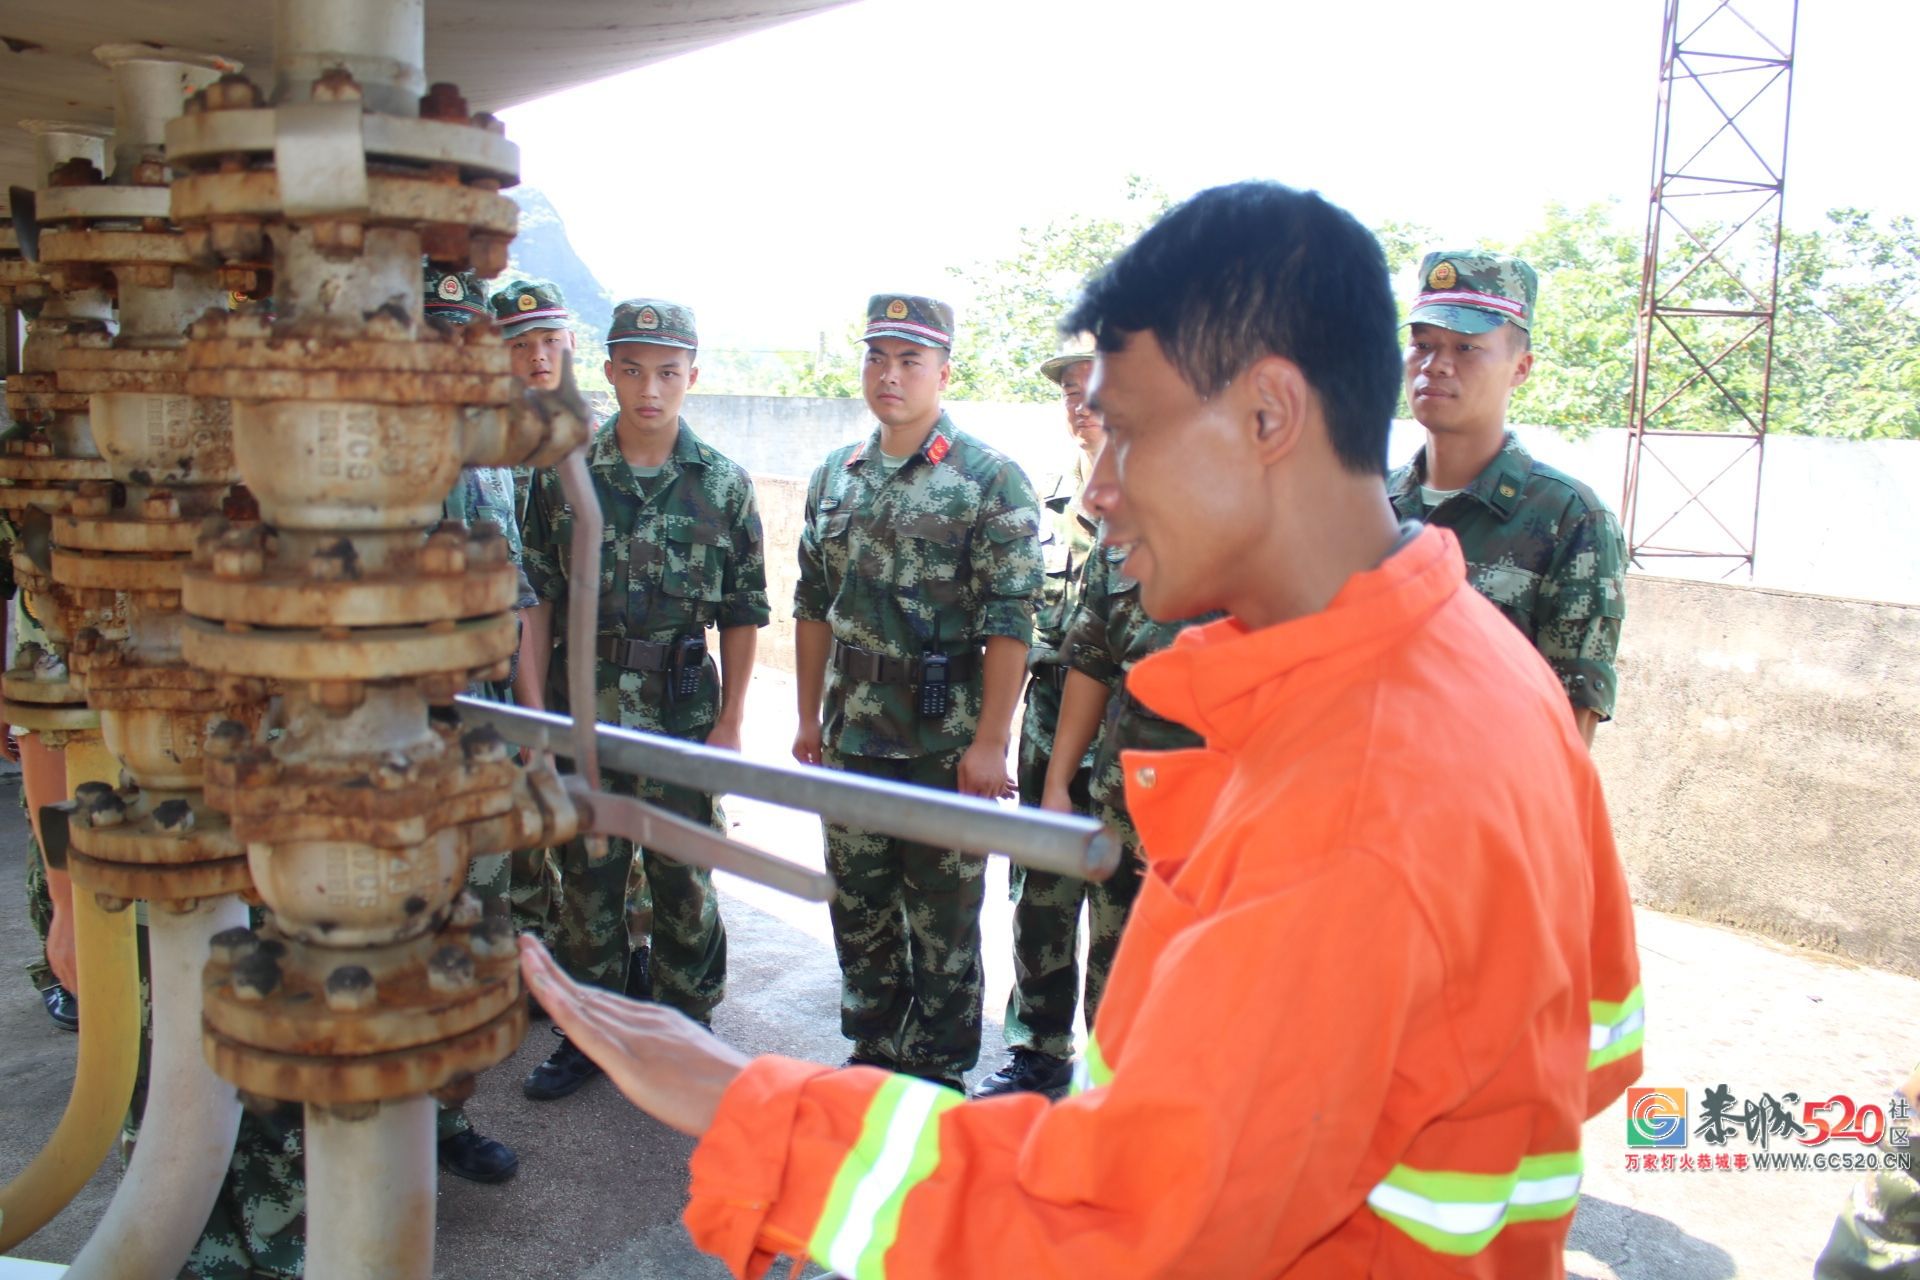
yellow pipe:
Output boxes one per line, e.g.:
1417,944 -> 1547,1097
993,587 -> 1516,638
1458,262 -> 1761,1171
0,736 -> 143,1250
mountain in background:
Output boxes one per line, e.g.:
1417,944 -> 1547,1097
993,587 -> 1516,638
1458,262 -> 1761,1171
506,186 -> 616,339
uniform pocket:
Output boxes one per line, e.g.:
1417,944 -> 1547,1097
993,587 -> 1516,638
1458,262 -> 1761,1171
895,511 -> 968,601
660,515 -> 728,604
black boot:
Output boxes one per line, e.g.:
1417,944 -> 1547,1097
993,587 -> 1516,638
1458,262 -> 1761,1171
41,984 -> 77,1033
971,1048 -> 1071,1098
438,1129 -> 520,1183
522,1028 -> 603,1101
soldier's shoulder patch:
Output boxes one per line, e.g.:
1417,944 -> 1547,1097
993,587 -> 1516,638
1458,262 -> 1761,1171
927,433 -> 951,465
843,443 -> 866,468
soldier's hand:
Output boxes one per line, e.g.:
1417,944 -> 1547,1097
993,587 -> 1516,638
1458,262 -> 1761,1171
520,936 -> 747,1137
1040,780 -> 1073,814
957,739 -> 1013,799
792,720 -> 823,766
706,720 -> 743,754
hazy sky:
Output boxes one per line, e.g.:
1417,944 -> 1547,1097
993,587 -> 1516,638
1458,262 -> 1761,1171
500,0 -> 1915,353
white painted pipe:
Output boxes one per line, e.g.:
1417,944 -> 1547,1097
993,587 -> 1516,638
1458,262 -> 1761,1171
303,1096 -> 436,1280
63,895 -> 249,1280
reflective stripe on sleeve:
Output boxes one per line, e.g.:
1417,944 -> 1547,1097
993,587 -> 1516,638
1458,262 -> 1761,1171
1069,1031 -> 1114,1096
1589,985 -> 1646,1070
809,1075 -> 963,1279
1367,1151 -> 1583,1255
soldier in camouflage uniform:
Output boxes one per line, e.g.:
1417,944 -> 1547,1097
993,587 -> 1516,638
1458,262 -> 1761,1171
423,266 -> 526,1181
1389,249 -> 1626,743
488,278 -> 573,941
518,297 -> 769,1100
793,294 -> 1043,1092
975,349 -> 1104,1097
1816,1066 -> 1920,1276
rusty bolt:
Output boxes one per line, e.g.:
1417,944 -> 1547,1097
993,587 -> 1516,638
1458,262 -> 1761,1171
427,945 -> 475,994
449,890 -> 484,929
467,520 -> 510,567
470,234 -> 511,280
153,798 -> 195,834
419,524 -> 469,576
212,528 -> 265,580
417,672 -> 463,705
208,219 -> 267,263
468,917 -> 515,960
236,1090 -> 283,1117
72,780 -> 114,809
231,950 -> 281,1001
71,482 -> 113,519
419,82 -> 470,121
2,438 -> 21,456
218,265 -> 261,295
371,752 -> 415,790
312,66 -> 363,102
223,486 -> 261,524
323,964 -> 376,1013
142,490 -> 181,522
460,725 -> 510,765
86,790 -> 127,829
22,433 -> 52,458
49,157 -> 104,188
309,218 -> 365,258
307,538 -> 359,582
206,719 -> 249,760
94,893 -> 133,913
471,112 -> 507,137
205,72 -> 262,112
309,680 -> 366,714
70,629 -> 101,658
209,925 -> 260,964
131,157 -> 169,187
322,1101 -> 379,1122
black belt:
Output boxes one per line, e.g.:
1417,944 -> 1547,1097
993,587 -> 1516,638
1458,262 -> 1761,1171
1029,662 -> 1069,692
831,639 -> 979,685
595,634 -> 705,671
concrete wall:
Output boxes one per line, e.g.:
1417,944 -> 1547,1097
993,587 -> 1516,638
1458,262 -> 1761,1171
1595,577 -> 1920,973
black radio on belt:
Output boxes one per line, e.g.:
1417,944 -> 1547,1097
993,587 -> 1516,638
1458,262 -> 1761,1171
916,651 -> 950,719
668,633 -> 708,703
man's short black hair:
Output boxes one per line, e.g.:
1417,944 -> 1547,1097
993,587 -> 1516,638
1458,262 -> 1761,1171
1063,181 -> 1401,477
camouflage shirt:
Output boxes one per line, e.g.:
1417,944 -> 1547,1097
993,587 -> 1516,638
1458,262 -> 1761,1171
1064,538 -> 1219,808
1018,468 -> 1100,772
523,417 -> 769,738
444,467 -> 535,609
796,413 -> 1043,760
1388,431 -> 1626,719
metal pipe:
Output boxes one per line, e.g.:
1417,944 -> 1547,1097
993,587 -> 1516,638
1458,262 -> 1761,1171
303,1096 -> 436,1280
565,781 -> 833,902
93,45 -> 226,181
273,0 -> 427,116
555,450 -> 602,794
0,741 -> 141,1251
455,697 -> 1121,882
63,896 -> 249,1280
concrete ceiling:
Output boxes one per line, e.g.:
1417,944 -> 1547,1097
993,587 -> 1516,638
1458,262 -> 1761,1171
0,0 -> 852,191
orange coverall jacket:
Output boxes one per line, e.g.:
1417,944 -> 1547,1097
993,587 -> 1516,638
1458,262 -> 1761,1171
685,526 -> 1644,1278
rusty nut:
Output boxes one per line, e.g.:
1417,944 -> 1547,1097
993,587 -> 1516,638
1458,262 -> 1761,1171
141,490 -> 181,522
307,539 -> 359,582
209,925 -> 260,964
467,520 -> 510,568
371,751 -> 416,790
153,798 -> 196,834
205,73 -> 262,112
206,719 -> 250,760
86,790 -> 127,828
460,725 -> 509,765
449,890 -> 484,929
468,917 -> 515,961
427,945 -> 475,994
323,964 -> 376,1013
231,951 -> 282,1001
419,525 -> 468,576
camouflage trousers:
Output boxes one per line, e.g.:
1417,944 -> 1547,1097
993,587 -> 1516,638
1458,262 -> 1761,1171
508,842 -> 561,940
820,746 -> 986,1080
439,849 -> 509,1141
22,789 -> 53,991
552,769 -> 727,1021
1816,1121 -> 1920,1276
1003,759 -> 1145,1059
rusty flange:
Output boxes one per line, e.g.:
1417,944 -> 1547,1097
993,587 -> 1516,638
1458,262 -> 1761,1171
67,787 -> 251,904
185,320 -> 514,405
3,372 -> 96,422
181,612 -> 517,684
201,904 -> 526,1105
55,346 -> 192,397
54,511 -> 202,556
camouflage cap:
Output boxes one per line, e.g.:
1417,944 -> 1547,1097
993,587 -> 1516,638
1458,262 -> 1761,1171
607,298 -> 697,350
490,278 -> 570,339
862,294 -> 954,350
1406,250 -> 1538,334
423,265 -> 489,326
1038,345 -> 1095,386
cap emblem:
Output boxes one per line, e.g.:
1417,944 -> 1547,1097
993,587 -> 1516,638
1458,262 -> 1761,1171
437,274 -> 464,301
1427,261 -> 1458,291
637,306 -> 659,329
517,293 -> 538,312
885,299 -> 909,320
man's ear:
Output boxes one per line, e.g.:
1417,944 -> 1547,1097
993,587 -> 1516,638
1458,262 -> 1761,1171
603,357 -> 616,384
686,363 -> 701,391
1246,354 -> 1309,465
1510,348 -> 1535,389
937,357 -> 952,392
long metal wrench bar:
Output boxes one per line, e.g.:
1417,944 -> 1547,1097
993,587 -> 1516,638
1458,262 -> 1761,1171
454,697 -> 1121,882
565,781 -> 834,901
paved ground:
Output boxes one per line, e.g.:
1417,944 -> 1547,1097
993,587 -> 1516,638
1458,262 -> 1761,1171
4,669 -> 1917,1276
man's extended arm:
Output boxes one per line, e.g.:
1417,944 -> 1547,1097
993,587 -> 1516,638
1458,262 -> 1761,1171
956,635 -> 1025,797
709,625 -> 756,753
1041,670 -> 1110,811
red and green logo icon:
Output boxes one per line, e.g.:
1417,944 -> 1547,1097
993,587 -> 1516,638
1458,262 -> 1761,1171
1628,1087 -> 1687,1147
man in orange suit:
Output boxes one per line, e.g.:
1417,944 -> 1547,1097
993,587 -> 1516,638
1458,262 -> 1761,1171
519,180 -> 1644,1278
